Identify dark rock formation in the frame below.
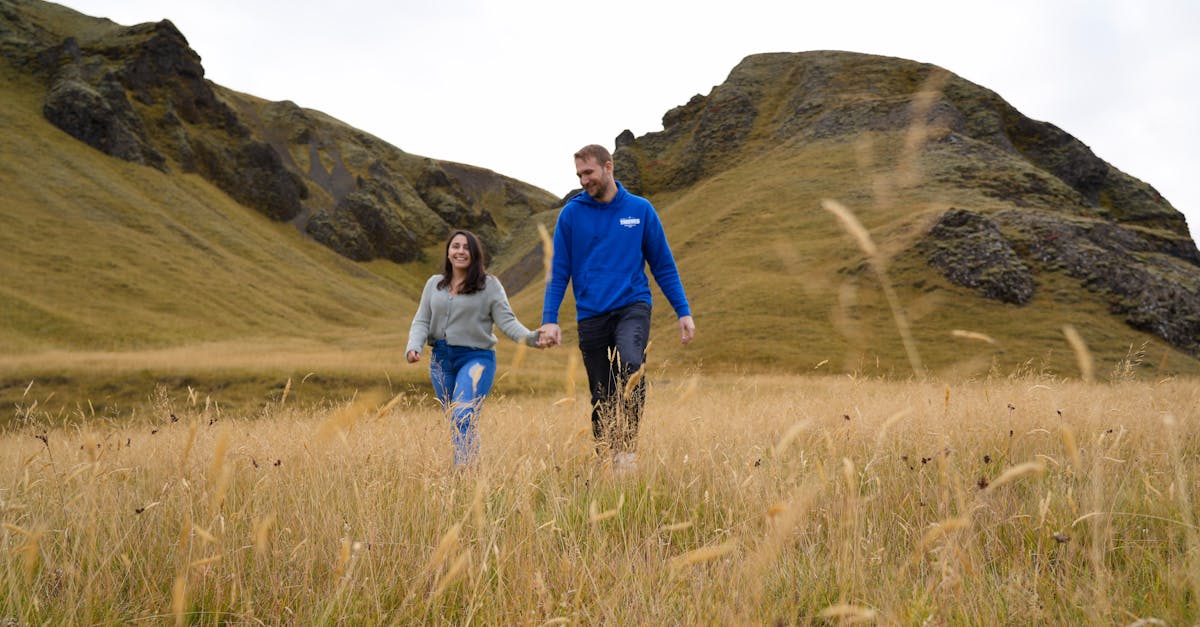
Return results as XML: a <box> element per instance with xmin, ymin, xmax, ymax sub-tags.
<box><xmin>307</xmin><ymin>174</ymin><xmax>429</xmax><ymax>263</ymax></box>
<box><xmin>43</xmin><ymin>70</ymin><xmax>165</xmax><ymax>168</ymax></box>
<box><xmin>19</xmin><ymin>14</ymin><xmax>307</xmax><ymax>220</ymax></box>
<box><xmin>617</xmin><ymin>83</ymin><xmax>758</xmax><ymax>193</ymax></box>
<box><xmin>999</xmin><ymin>209</ymin><xmax>1200</xmax><ymax>355</ymax></box>
<box><xmin>188</xmin><ymin>137</ymin><xmax>307</xmax><ymax>221</ymax></box>
<box><xmin>939</xmin><ymin>79</ymin><xmax>1180</xmax><ymax>230</ymax></box>
<box><xmin>919</xmin><ymin>209</ymin><xmax>1035</xmax><ymax>305</ymax></box>
<box><xmin>612</xmin><ymin>129</ymin><xmax>641</xmax><ymax>195</ymax></box>
<box><xmin>919</xmin><ymin>205</ymin><xmax>1200</xmax><ymax>355</ymax></box>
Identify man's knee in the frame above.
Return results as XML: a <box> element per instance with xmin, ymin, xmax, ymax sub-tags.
<box><xmin>619</xmin><ymin>358</ymin><xmax>644</xmax><ymax>377</ymax></box>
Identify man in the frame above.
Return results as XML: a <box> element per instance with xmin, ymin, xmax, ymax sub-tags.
<box><xmin>540</xmin><ymin>144</ymin><xmax>695</xmax><ymax>472</ymax></box>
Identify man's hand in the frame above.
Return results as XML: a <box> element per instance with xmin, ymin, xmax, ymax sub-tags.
<box><xmin>406</xmin><ymin>350</ymin><xmax>421</xmax><ymax>363</ymax></box>
<box><xmin>538</xmin><ymin>323</ymin><xmax>562</xmax><ymax>347</ymax></box>
<box><xmin>679</xmin><ymin>315</ymin><xmax>695</xmax><ymax>345</ymax></box>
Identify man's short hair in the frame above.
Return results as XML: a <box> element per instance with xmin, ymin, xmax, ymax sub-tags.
<box><xmin>574</xmin><ymin>144</ymin><xmax>612</xmax><ymax>166</ymax></box>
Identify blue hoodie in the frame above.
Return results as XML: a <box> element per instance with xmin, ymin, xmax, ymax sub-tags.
<box><xmin>542</xmin><ymin>182</ymin><xmax>691</xmax><ymax>323</ymax></box>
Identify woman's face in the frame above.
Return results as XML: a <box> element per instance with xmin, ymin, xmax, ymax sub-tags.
<box><xmin>447</xmin><ymin>234</ymin><xmax>472</xmax><ymax>272</ymax></box>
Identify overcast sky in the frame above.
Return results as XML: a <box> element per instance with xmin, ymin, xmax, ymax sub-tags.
<box><xmin>57</xmin><ymin>0</ymin><xmax>1200</xmax><ymax>241</ymax></box>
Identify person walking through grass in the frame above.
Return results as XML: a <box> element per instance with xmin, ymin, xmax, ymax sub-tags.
<box><xmin>538</xmin><ymin>144</ymin><xmax>695</xmax><ymax>473</ymax></box>
<box><xmin>407</xmin><ymin>229</ymin><xmax>546</xmax><ymax>466</ymax></box>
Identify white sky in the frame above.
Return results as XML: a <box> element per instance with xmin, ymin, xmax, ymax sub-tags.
<box><xmin>56</xmin><ymin>0</ymin><xmax>1200</xmax><ymax>242</ymax></box>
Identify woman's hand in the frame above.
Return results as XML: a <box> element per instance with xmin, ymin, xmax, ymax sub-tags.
<box><xmin>406</xmin><ymin>350</ymin><xmax>421</xmax><ymax>363</ymax></box>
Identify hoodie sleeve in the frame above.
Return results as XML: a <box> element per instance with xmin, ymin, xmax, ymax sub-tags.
<box><xmin>642</xmin><ymin>208</ymin><xmax>692</xmax><ymax>318</ymax></box>
<box><xmin>541</xmin><ymin>207</ymin><xmax>573</xmax><ymax>324</ymax></box>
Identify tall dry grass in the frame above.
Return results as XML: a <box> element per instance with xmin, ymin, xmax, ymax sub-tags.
<box><xmin>2</xmin><ymin>373</ymin><xmax>1197</xmax><ymax>624</ymax></box>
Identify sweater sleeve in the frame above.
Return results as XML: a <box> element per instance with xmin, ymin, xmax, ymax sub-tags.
<box><xmin>541</xmin><ymin>208</ymin><xmax>572</xmax><ymax>324</ymax></box>
<box><xmin>488</xmin><ymin>277</ymin><xmax>540</xmax><ymax>347</ymax></box>
<box><xmin>405</xmin><ymin>277</ymin><xmax>437</xmax><ymax>354</ymax></box>
<box><xmin>642</xmin><ymin>208</ymin><xmax>692</xmax><ymax>318</ymax></box>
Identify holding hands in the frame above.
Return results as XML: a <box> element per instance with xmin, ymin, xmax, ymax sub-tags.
<box><xmin>407</xmin><ymin>323</ymin><xmax>564</xmax><ymax>364</ymax></box>
<box><xmin>406</xmin><ymin>317</ymin><xmax>693</xmax><ymax>361</ymax></box>
<box><xmin>533</xmin><ymin>318</ymin><xmax>694</xmax><ymax>348</ymax></box>
<box><xmin>536</xmin><ymin>323</ymin><xmax>561</xmax><ymax>348</ymax></box>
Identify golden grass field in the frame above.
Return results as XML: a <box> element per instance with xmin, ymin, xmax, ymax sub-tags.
<box><xmin>3</xmin><ymin>362</ymin><xmax>1198</xmax><ymax>624</ymax></box>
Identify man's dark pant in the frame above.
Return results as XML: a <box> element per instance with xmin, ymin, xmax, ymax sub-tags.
<box><xmin>577</xmin><ymin>302</ymin><xmax>651</xmax><ymax>454</ymax></box>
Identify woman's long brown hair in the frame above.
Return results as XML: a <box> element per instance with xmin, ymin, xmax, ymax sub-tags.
<box><xmin>437</xmin><ymin>229</ymin><xmax>488</xmax><ymax>294</ymax></box>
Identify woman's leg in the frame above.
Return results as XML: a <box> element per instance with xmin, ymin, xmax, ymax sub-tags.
<box><xmin>430</xmin><ymin>341</ymin><xmax>476</xmax><ymax>465</ymax></box>
<box><xmin>429</xmin><ymin>342</ymin><xmax>455</xmax><ymax>409</ymax></box>
<box><xmin>448</xmin><ymin>349</ymin><xmax>496</xmax><ymax>466</ymax></box>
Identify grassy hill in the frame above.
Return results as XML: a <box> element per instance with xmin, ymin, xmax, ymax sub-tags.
<box><xmin>0</xmin><ymin>64</ymin><xmax>403</xmax><ymax>349</ymax></box>
<box><xmin>0</xmin><ymin>57</ymin><xmax>429</xmax><ymax>411</ymax></box>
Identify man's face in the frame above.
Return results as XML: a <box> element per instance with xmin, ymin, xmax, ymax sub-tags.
<box><xmin>575</xmin><ymin>156</ymin><xmax>612</xmax><ymax>199</ymax></box>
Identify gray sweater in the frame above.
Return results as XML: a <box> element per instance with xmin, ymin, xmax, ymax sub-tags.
<box><xmin>406</xmin><ymin>274</ymin><xmax>540</xmax><ymax>353</ymax></box>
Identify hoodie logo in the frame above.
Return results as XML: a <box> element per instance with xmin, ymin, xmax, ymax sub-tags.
<box><xmin>619</xmin><ymin>217</ymin><xmax>641</xmax><ymax>229</ymax></box>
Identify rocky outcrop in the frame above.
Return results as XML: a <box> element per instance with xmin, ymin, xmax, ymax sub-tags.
<box><xmin>42</xmin><ymin>68</ymin><xmax>166</xmax><ymax>168</ymax></box>
<box><xmin>16</xmin><ymin>15</ymin><xmax>308</xmax><ymax>221</ymax></box>
<box><xmin>306</xmin><ymin>170</ymin><xmax>436</xmax><ymax>263</ymax></box>
<box><xmin>1001</xmin><ymin>210</ymin><xmax>1200</xmax><ymax>355</ymax></box>
<box><xmin>186</xmin><ymin>136</ymin><xmax>307</xmax><ymax>221</ymax></box>
<box><xmin>617</xmin><ymin>86</ymin><xmax>758</xmax><ymax>194</ymax></box>
<box><xmin>939</xmin><ymin>79</ymin><xmax>1180</xmax><ymax>231</ymax></box>
<box><xmin>918</xmin><ymin>206</ymin><xmax>1200</xmax><ymax>356</ymax></box>
<box><xmin>918</xmin><ymin>209</ymin><xmax>1035</xmax><ymax>306</ymax></box>
<box><xmin>248</xmin><ymin>93</ymin><xmax>557</xmax><ymax>260</ymax></box>
<box><xmin>415</xmin><ymin>163</ymin><xmax>497</xmax><ymax>235</ymax></box>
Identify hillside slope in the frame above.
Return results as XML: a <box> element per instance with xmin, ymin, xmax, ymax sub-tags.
<box><xmin>0</xmin><ymin>57</ymin><xmax>412</xmax><ymax>351</ymax></box>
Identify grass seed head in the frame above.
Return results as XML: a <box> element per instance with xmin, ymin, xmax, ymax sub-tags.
<box><xmin>536</xmin><ymin>222</ymin><xmax>554</xmax><ymax>281</ymax></box>
<box><xmin>818</xmin><ymin>603</ymin><xmax>879</xmax><ymax>623</ymax></box>
<box><xmin>669</xmin><ymin>541</ymin><xmax>737</xmax><ymax>572</ymax></box>
<box><xmin>1062</xmin><ymin>325</ymin><xmax>1095</xmax><ymax>383</ymax></box>
<box><xmin>428</xmin><ymin>523</ymin><xmax>462</xmax><ymax>573</ymax></box>
<box><xmin>987</xmin><ymin>461</ymin><xmax>1046</xmax><ymax>492</ymax></box>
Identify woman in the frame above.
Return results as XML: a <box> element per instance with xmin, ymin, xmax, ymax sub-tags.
<box><xmin>406</xmin><ymin>230</ymin><xmax>543</xmax><ymax>466</ymax></box>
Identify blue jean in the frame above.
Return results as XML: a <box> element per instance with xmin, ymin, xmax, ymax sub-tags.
<box><xmin>430</xmin><ymin>340</ymin><xmax>497</xmax><ymax>465</ymax></box>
